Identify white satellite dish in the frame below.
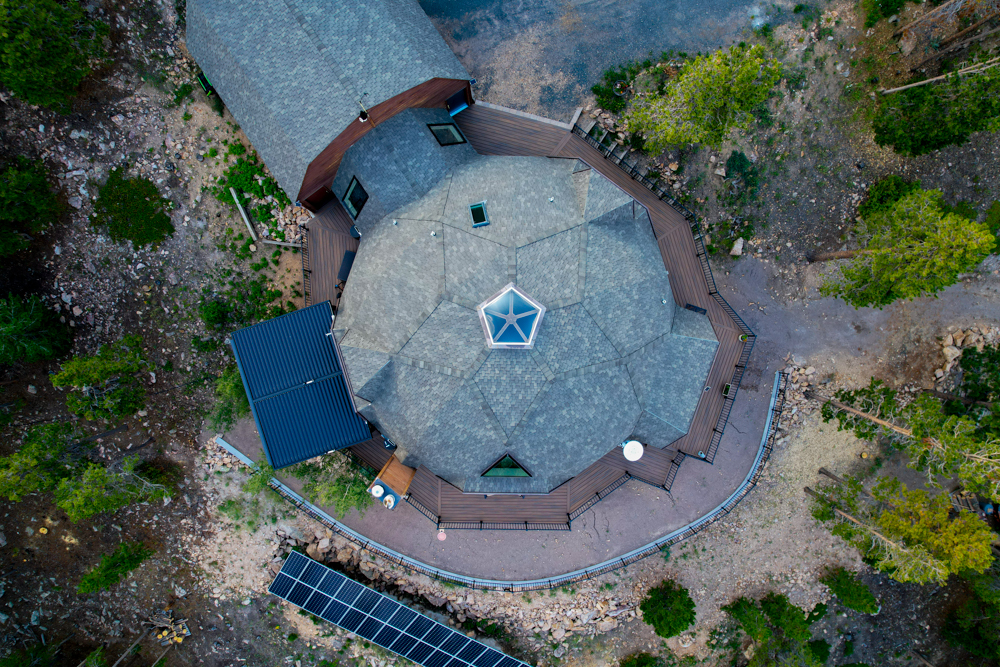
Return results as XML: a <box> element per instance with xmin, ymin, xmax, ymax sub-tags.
<box><xmin>622</xmin><ymin>440</ymin><xmax>644</xmax><ymax>462</ymax></box>
<box><xmin>370</xmin><ymin>484</ymin><xmax>385</xmax><ymax>498</ymax></box>
<box><xmin>383</xmin><ymin>495</ymin><xmax>395</xmax><ymax>509</ymax></box>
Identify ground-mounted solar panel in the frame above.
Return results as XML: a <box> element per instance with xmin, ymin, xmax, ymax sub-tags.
<box><xmin>269</xmin><ymin>552</ymin><xmax>530</xmax><ymax>667</ymax></box>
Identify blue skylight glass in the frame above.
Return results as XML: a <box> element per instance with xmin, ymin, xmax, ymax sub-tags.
<box><xmin>477</xmin><ymin>284</ymin><xmax>546</xmax><ymax>349</ymax></box>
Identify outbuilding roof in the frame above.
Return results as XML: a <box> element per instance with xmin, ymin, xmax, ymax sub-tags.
<box><xmin>186</xmin><ymin>0</ymin><xmax>468</xmax><ymax>200</ymax></box>
<box><xmin>230</xmin><ymin>301</ymin><xmax>370</xmax><ymax>469</ymax></box>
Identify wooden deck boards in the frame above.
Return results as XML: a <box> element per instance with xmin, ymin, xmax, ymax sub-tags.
<box><xmin>325</xmin><ymin>102</ymin><xmax>753</xmax><ymax>527</ymax></box>
<box><xmin>307</xmin><ymin>200</ymin><xmax>359</xmax><ymax>307</ymax></box>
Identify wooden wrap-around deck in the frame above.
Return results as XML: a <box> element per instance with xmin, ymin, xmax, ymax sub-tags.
<box><xmin>340</xmin><ymin>101</ymin><xmax>754</xmax><ymax>530</ymax></box>
<box><xmin>303</xmin><ymin>199</ymin><xmax>359</xmax><ymax>308</ymax></box>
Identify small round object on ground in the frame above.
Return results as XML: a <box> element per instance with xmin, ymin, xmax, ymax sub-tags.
<box><xmin>437</xmin><ymin>529</ymin><xmax>447</xmax><ymax>541</ymax></box>
<box><xmin>623</xmin><ymin>440</ymin><xmax>643</xmax><ymax>461</ymax></box>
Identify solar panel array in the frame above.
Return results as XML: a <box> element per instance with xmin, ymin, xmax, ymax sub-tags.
<box><xmin>270</xmin><ymin>552</ymin><xmax>529</xmax><ymax>667</ymax></box>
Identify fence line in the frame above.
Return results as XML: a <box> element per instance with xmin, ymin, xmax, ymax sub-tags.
<box><xmin>214</xmin><ymin>370</ymin><xmax>786</xmax><ymax>591</ymax></box>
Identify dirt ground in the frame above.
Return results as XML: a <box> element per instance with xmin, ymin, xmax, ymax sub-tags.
<box><xmin>1</xmin><ymin>0</ymin><xmax>999</xmax><ymax>665</ymax></box>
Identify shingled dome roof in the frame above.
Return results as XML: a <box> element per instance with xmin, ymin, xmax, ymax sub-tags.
<box><xmin>335</xmin><ymin>156</ymin><xmax>720</xmax><ymax>493</ymax></box>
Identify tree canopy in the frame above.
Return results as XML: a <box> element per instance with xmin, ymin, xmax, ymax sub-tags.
<box><xmin>0</xmin><ymin>0</ymin><xmax>108</xmax><ymax>111</ymax></box>
<box><xmin>721</xmin><ymin>592</ymin><xmax>827</xmax><ymax>666</ymax></box>
<box><xmin>0</xmin><ymin>157</ymin><xmax>61</xmax><ymax>256</ymax></box>
<box><xmin>820</xmin><ymin>189</ymin><xmax>996</xmax><ymax>308</ymax></box>
<box><xmin>50</xmin><ymin>334</ymin><xmax>147</xmax><ymax>420</ymax></box>
<box><xmin>639</xmin><ymin>579</ymin><xmax>696</xmax><ymax>638</ymax></box>
<box><xmin>625</xmin><ymin>44</ymin><xmax>782</xmax><ymax>152</ymax></box>
<box><xmin>0</xmin><ymin>292</ymin><xmax>71</xmax><ymax>365</ymax></box>
<box><xmin>812</xmin><ymin>475</ymin><xmax>995</xmax><ymax>584</ymax></box>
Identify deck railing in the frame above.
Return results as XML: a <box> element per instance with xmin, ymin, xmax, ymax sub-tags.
<box><xmin>216</xmin><ymin>371</ymin><xmax>787</xmax><ymax>591</ymax></box>
<box><xmin>571</xmin><ymin>122</ymin><xmax>756</xmax><ymax>464</ymax></box>
<box><xmin>301</xmin><ymin>224</ymin><xmax>312</xmax><ymax>306</ymax></box>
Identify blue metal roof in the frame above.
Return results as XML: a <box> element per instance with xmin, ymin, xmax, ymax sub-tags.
<box><xmin>230</xmin><ymin>301</ymin><xmax>370</xmax><ymax>469</ymax></box>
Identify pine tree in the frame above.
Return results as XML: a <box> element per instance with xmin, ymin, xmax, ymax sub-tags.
<box><xmin>819</xmin><ymin>189</ymin><xmax>995</xmax><ymax>308</ymax></box>
<box><xmin>50</xmin><ymin>334</ymin><xmax>147</xmax><ymax>420</ymax></box>
<box><xmin>0</xmin><ymin>293</ymin><xmax>71</xmax><ymax>366</ymax></box>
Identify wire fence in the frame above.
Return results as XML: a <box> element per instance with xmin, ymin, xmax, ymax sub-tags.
<box><xmin>216</xmin><ymin>370</ymin><xmax>787</xmax><ymax>591</ymax></box>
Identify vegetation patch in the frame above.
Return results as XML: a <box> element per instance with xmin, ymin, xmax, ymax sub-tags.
<box><xmin>78</xmin><ymin>542</ymin><xmax>154</xmax><ymax>593</ymax></box>
<box><xmin>290</xmin><ymin>452</ymin><xmax>375</xmax><ymax>519</ymax></box>
<box><xmin>0</xmin><ymin>293</ymin><xmax>71</xmax><ymax>366</ymax></box>
<box><xmin>51</xmin><ymin>334</ymin><xmax>148</xmax><ymax>421</ymax></box>
<box><xmin>0</xmin><ymin>157</ymin><xmax>62</xmax><ymax>257</ymax></box>
<box><xmin>208</xmin><ymin>365</ymin><xmax>251</xmax><ymax>431</ymax></box>
<box><xmin>820</xmin><ymin>567</ymin><xmax>880</xmax><ymax>614</ymax></box>
<box><xmin>638</xmin><ymin>579</ymin><xmax>696</xmax><ymax>638</ymax></box>
<box><xmin>91</xmin><ymin>166</ymin><xmax>175</xmax><ymax>249</ymax></box>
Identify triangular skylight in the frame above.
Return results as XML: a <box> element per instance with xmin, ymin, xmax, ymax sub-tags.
<box><xmin>482</xmin><ymin>454</ymin><xmax>531</xmax><ymax>477</ymax></box>
<box><xmin>476</xmin><ymin>283</ymin><xmax>545</xmax><ymax>349</ymax></box>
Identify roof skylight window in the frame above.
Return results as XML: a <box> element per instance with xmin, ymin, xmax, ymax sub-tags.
<box><xmin>469</xmin><ymin>201</ymin><xmax>489</xmax><ymax>227</ymax></box>
<box><xmin>476</xmin><ymin>283</ymin><xmax>545</xmax><ymax>349</ymax></box>
<box><xmin>482</xmin><ymin>454</ymin><xmax>530</xmax><ymax>477</ymax></box>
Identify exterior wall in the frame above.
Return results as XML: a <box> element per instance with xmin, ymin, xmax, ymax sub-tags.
<box><xmin>328</xmin><ymin>108</ymin><xmax>478</xmax><ymax>232</ymax></box>
<box><xmin>298</xmin><ymin>79</ymin><xmax>471</xmax><ymax>208</ymax></box>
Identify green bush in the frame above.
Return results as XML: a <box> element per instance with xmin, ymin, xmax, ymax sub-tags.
<box><xmin>0</xmin><ymin>0</ymin><xmax>108</xmax><ymax>111</ymax></box>
<box><xmin>209</xmin><ymin>365</ymin><xmax>251</xmax><ymax>431</ymax></box>
<box><xmin>722</xmin><ymin>593</ymin><xmax>825</xmax><ymax>666</ymax></box>
<box><xmin>214</xmin><ymin>153</ymin><xmax>291</xmax><ymax>209</ymax></box>
<box><xmin>591</xmin><ymin>62</ymin><xmax>640</xmax><ymax>113</ymax></box>
<box><xmin>873</xmin><ymin>67</ymin><xmax>1000</xmax><ymax>156</ymax></box>
<box><xmin>0</xmin><ymin>293</ymin><xmax>71</xmax><ymax>365</ymax></box>
<box><xmin>50</xmin><ymin>334</ymin><xmax>147</xmax><ymax>420</ymax></box>
<box><xmin>91</xmin><ymin>166</ymin><xmax>174</xmax><ymax>248</ymax></box>
<box><xmin>290</xmin><ymin>453</ymin><xmax>375</xmax><ymax>519</ymax></box>
<box><xmin>820</xmin><ymin>567</ymin><xmax>880</xmax><ymax>614</ymax></box>
<box><xmin>860</xmin><ymin>0</ymin><xmax>906</xmax><ymax>27</ymax></box>
<box><xmin>198</xmin><ymin>274</ymin><xmax>287</xmax><ymax>333</ymax></box>
<box><xmin>0</xmin><ymin>157</ymin><xmax>62</xmax><ymax>256</ymax></box>
<box><xmin>618</xmin><ymin>654</ymin><xmax>659</xmax><ymax>667</ymax></box>
<box><xmin>639</xmin><ymin>579</ymin><xmax>697</xmax><ymax>638</ymax></box>
<box><xmin>984</xmin><ymin>200</ymin><xmax>1000</xmax><ymax>237</ymax></box>
<box><xmin>78</xmin><ymin>541</ymin><xmax>153</xmax><ymax>593</ymax></box>
<box><xmin>806</xmin><ymin>639</ymin><xmax>831</xmax><ymax>662</ymax></box>
<box><xmin>857</xmin><ymin>175</ymin><xmax>920</xmax><ymax>219</ymax></box>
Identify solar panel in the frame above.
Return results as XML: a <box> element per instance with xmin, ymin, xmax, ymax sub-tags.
<box><xmin>269</xmin><ymin>552</ymin><xmax>530</xmax><ymax>667</ymax></box>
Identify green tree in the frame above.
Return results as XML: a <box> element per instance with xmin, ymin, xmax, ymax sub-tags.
<box><xmin>820</xmin><ymin>189</ymin><xmax>996</xmax><ymax>308</ymax></box>
<box><xmin>0</xmin><ymin>292</ymin><xmax>70</xmax><ymax>365</ymax></box>
<box><xmin>0</xmin><ymin>157</ymin><xmax>61</xmax><ymax>256</ymax></box>
<box><xmin>0</xmin><ymin>0</ymin><xmax>107</xmax><ymax>111</ymax></box>
<box><xmin>626</xmin><ymin>44</ymin><xmax>782</xmax><ymax>152</ymax></box>
<box><xmin>91</xmin><ymin>166</ymin><xmax>174</xmax><ymax>249</ymax></box>
<box><xmin>208</xmin><ymin>365</ymin><xmax>251</xmax><ymax>431</ymax></box>
<box><xmin>818</xmin><ymin>380</ymin><xmax>1000</xmax><ymax>501</ymax></box>
<box><xmin>77</xmin><ymin>541</ymin><xmax>154</xmax><ymax>593</ymax></box>
<box><xmin>55</xmin><ymin>455</ymin><xmax>169</xmax><ymax>522</ymax></box>
<box><xmin>639</xmin><ymin>579</ymin><xmax>696</xmax><ymax>639</ymax></box>
<box><xmin>873</xmin><ymin>65</ymin><xmax>1000</xmax><ymax>156</ymax></box>
<box><xmin>51</xmin><ymin>334</ymin><xmax>147</xmax><ymax>420</ymax></box>
<box><xmin>857</xmin><ymin>176</ymin><xmax>921</xmax><ymax>220</ymax></box>
<box><xmin>943</xmin><ymin>561</ymin><xmax>1000</xmax><ymax>660</ymax></box>
<box><xmin>721</xmin><ymin>592</ymin><xmax>825</xmax><ymax>666</ymax></box>
<box><xmin>290</xmin><ymin>453</ymin><xmax>374</xmax><ymax>519</ymax></box>
<box><xmin>811</xmin><ymin>476</ymin><xmax>995</xmax><ymax>584</ymax></box>
<box><xmin>0</xmin><ymin>422</ymin><xmax>80</xmax><ymax>501</ymax></box>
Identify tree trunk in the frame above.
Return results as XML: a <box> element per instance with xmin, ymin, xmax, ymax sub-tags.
<box><xmin>804</xmin><ymin>487</ymin><xmax>907</xmax><ymax>550</ymax></box>
<box><xmin>808</xmin><ymin>250</ymin><xmax>857</xmax><ymax>263</ymax></box>
<box><xmin>805</xmin><ymin>391</ymin><xmax>913</xmax><ymax>436</ymax></box>
<box><xmin>921</xmin><ymin>389</ymin><xmax>993</xmax><ymax>408</ymax></box>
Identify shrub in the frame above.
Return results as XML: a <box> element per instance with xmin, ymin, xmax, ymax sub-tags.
<box><xmin>243</xmin><ymin>458</ymin><xmax>275</xmax><ymax>495</ymax></box>
<box><xmin>0</xmin><ymin>422</ymin><xmax>80</xmax><ymax>502</ymax></box>
<box><xmin>857</xmin><ymin>176</ymin><xmax>920</xmax><ymax>220</ymax></box>
<box><xmin>55</xmin><ymin>455</ymin><xmax>170</xmax><ymax>522</ymax></box>
<box><xmin>0</xmin><ymin>0</ymin><xmax>108</xmax><ymax>111</ymax></box>
<box><xmin>78</xmin><ymin>541</ymin><xmax>154</xmax><ymax>593</ymax></box>
<box><xmin>0</xmin><ymin>293</ymin><xmax>71</xmax><ymax>366</ymax></box>
<box><xmin>639</xmin><ymin>579</ymin><xmax>696</xmax><ymax>638</ymax></box>
<box><xmin>0</xmin><ymin>157</ymin><xmax>61</xmax><ymax>256</ymax></box>
<box><xmin>820</xmin><ymin>567</ymin><xmax>880</xmax><ymax>614</ymax></box>
<box><xmin>619</xmin><ymin>654</ymin><xmax>659</xmax><ymax>667</ymax></box>
<box><xmin>722</xmin><ymin>593</ymin><xmax>825</xmax><ymax>666</ymax></box>
<box><xmin>873</xmin><ymin>67</ymin><xmax>1000</xmax><ymax>156</ymax></box>
<box><xmin>860</xmin><ymin>0</ymin><xmax>906</xmax><ymax>27</ymax></box>
<box><xmin>290</xmin><ymin>453</ymin><xmax>375</xmax><ymax>519</ymax></box>
<box><xmin>214</xmin><ymin>153</ymin><xmax>291</xmax><ymax>209</ymax></box>
<box><xmin>807</xmin><ymin>639</ymin><xmax>831</xmax><ymax>662</ymax></box>
<box><xmin>50</xmin><ymin>334</ymin><xmax>147</xmax><ymax>420</ymax></box>
<box><xmin>91</xmin><ymin>166</ymin><xmax>174</xmax><ymax>248</ymax></box>
<box><xmin>209</xmin><ymin>365</ymin><xmax>251</xmax><ymax>431</ymax></box>
<box><xmin>591</xmin><ymin>62</ymin><xmax>641</xmax><ymax>113</ymax></box>
<box><xmin>199</xmin><ymin>274</ymin><xmax>287</xmax><ymax>333</ymax></box>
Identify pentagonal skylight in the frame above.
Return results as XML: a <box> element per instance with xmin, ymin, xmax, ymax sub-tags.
<box><xmin>477</xmin><ymin>283</ymin><xmax>545</xmax><ymax>349</ymax></box>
